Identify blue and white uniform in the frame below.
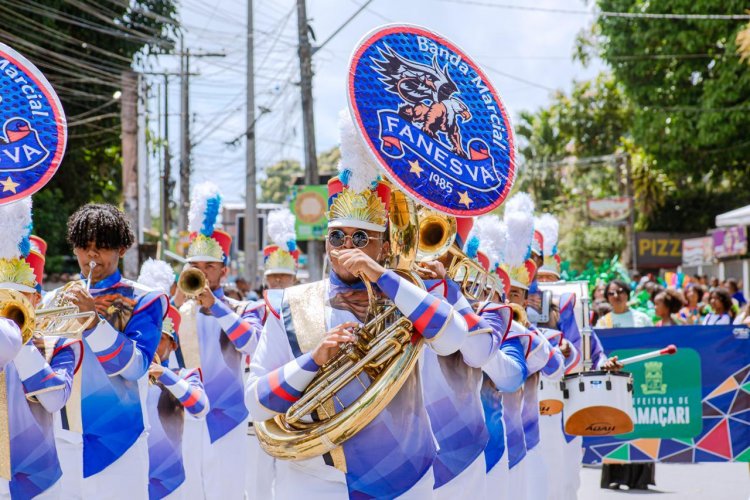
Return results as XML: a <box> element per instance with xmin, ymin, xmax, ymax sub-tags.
<box><xmin>420</xmin><ymin>280</ymin><xmax>505</xmax><ymax>498</ymax></box>
<box><xmin>0</xmin><ymin>320</ymin><xmax>82</xmax><ymax>500</ymax></box>
<box><xmin>50</xmin><ymin>271</ymin><xmax>166</xmax><ymax>499</ymax></box>
<box><xmin>181</xmin><ymin>288</ymin><xmax>263</xmax><ymax>500</ymax></box>
<box><xmin>147</xmin><ymin>365</ymin><xmax>209</xmax><ymax>500</ymax></box>
<box><xmin>246</xmin><ymin>271</ymin><xmax>467</xmax><ymax>499</ymax></box>
<box><xmin>479</xmin><ymin>307</ymin><xmax>528</xmax><ymax>500</ymax></box>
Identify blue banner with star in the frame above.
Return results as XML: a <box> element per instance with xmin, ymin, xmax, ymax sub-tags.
<box><xmin>347</xmin><ymin>24</ymin><xmax>515</xmax><ymax>216</ymax></box>
<box><xmin>0</xmin><ymin>42</ymin><xmax>67</xmax><ymax>204</ymax></box>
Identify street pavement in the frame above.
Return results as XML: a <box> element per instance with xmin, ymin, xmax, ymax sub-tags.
<box><xmin>578</xmin><ymin>463</ymin><xmax>749</xmax><ymax>499</ymax></box>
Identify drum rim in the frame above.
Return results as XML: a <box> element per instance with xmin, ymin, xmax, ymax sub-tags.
<box><xmin>563</xmin><ymin>370</ymin><xmax>632</xmax><ymax>380</ymax></box>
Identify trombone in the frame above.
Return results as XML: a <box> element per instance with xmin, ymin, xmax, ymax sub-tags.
<box><xmin>416</xmin><ymin>207</ymin><xmax>500</xmax><ymax>302</ymax></box>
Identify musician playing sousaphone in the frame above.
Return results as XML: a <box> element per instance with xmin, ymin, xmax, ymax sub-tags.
<box><xmin>48</xmin><ymin>203</ymin><xmax>168</xmax><ymax>498</ymax></box>
<box><xmin>0</xmin><ymin>197</ymin><xmax>84</xmax><ymax>498</ymax></box>
<box><xmin>245</xmin><ymin>110</ymin><xmax>469</xmax><ymax>499</ymax></box>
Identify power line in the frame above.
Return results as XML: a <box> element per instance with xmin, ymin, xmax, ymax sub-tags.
<box><xmin>437</xmin><ymin>0</ymin><xmax>750</xmax><ymax>20</ymax></box>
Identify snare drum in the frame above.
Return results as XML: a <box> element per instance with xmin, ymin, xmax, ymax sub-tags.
<box><xmin>538</xmin><ymin>378</ymin><xmax>564</xmax><ymax>415</ymax></box>
<box><xmin>562</xmin><ymin>371</ymin><xmax>635</xmax><ymax>436</ymax></box>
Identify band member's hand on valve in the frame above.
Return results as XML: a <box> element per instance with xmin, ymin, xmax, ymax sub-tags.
<box><xmin>196</xmin><ymin>285</ymin><xmax>216</xmax><ymax>309</ymax></box>
<box><xmin>311</xmin><ymin>321</ymin><xmax>358</xmax><ymax>366</ymax></box>
<box><xmin>65</xmin><ymin>285</ymin><xmax>97</xmax><ymax>324</ymax></box>
<box><xmin>148</xmin><ymin>363</ymin><xmax>165</xmax><ymax>379</ymax></box>
<box><xmin>332</xmin><ymin>249</ymin><xmax>386</xmax><ymax>283</ymax></box>
<box><xmin>415</xmin><ymin>260</ymin><xmax>446</xmax><ymax>281</ymax></box>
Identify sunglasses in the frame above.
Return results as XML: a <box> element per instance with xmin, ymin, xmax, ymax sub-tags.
<box><xmin>607</xmin><ymin>289</ymin><xmax>626</xmax><ymax>297</ymax></box>
<box><xmin>327</xmin><ymin>229</ymin><xmax>380</xmax><ymax>249</ymax></box>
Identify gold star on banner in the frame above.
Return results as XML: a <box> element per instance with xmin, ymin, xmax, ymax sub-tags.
<box><xmin>0</xmin><ymin>177</ymin><xmax>19</xmax><ymax>193</ymax></box>
<box><xmin>408</xmin><ymin>159</ymin><xmax>424</xmax><ymax>178</ymax></box>
<box><xmin>458</xmin><ymin>191</ymin><xmax>473</xmax><ymax>208</ymax></box>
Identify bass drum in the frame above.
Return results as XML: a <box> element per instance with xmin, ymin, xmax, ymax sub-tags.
<box><xmin>538</xmin><ymin>377</ymin><xmax>564</xmax><ymax>415</ymax></box>
<box><xmin>562</xmin><ymin>370</ymin><xmax>635</xmax><ymax>436</ymax></box>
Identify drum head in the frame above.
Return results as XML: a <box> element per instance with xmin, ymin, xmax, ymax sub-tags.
<box><xmin>564</xmin><ymin>406</ymin><xmax>634</xmax><ymax>436</ymax></box>
<box><xmin>539</xmin><ymin>399</ymin><xmax>563</xmax><ymax>416</ymax></box>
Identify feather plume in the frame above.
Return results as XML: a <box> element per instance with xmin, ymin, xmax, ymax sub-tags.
<box><xmin>535</xmin><ymin>213</ymin><xmax>559</xmax><ymax>255</ymax></box>
<box><xmin>504</xmin><ymin>191</ymin><xmax>535</xmax><ymax>216</ymax></box>
<box><xmin>137</xmin><ymin>259</ymin><xmax>175</xmax><ymax>295</ymax></box>
<box><xmin>0</xmin><ymin>197</ymin><xmax>32</xmax><ymax>260</ymax></box>
<box><xmin>476</xmin><ymin>215</ymin><xmax>507</xmax><ymax>267</ymax></box>
<box><xmin>503</xmin><ymin>210</ymin><xmax>533</xmax><ymax>266</ymax></box>
<box><xmin>465</xmin><ymin>235</ymin><xmax>480</xmax><ymax>259</ymax></box>
<box><xmin>188</xmin><ymin>182</ymin><xmax>223</xmax><ymax>235</ymax></box>
<box><xmin>267</xmin><ymin>208</ymin><xmax>296</xmax><ymax>250</ymax></box>
<box><xmin>338</xmin><ymin>108</ymin><xmax>381</xmax><ymax>193</ymax></box>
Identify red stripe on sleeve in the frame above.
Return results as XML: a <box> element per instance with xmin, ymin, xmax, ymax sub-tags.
<box><xmin>97</xmin><ymin>342</ymin><xmax>125</xmax><ymax>363</ymax></box>
<box><xmin>269</xmin><ymin>370</ymin><xmax>298</xmax><ymax>403</ymax></box>
<box><xmin>413</xmin><ymin>299</ymin><xmax>440</xmax><ymax>332</ymax></box>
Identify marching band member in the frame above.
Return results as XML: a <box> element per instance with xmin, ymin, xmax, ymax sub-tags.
<box><xmin>138</xmin><ymin>259</ymin><xmax>210</xmax><ymax>499</ymax></box>
<box><xmin>176</xmin><ymin>182</ymin><xmax>263</xmax><ymax>499</ymax></box>
<box><xmin>51</xmin><ymin>204</ymin><xmax>167</xmax><ymax>498</ymax></box>
<box><xmin>247</xmin><ymin>208</ymin><xmax>301</xmax><ymax>499</ymax></box>
<box><xmin>0</xmin><ymin>198</ymin><xmax>83</xmax><ymax>499</ymax></box>
<box><xmin>416</xmin><ymin>216</ymin><xmax>512</xmax><ymax>498</ymax></box>
<box><xmin>245</xmin><ymin>112</ymin><xmax>468</xmax><ymax>499</ymax></box>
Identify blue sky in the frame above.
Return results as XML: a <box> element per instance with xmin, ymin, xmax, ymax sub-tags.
<box><xmin>146</xmin><ymin>0</ymin><xmax>604</xmax><ymax>208</ymax></box>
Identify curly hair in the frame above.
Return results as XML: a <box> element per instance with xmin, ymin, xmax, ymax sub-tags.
<box><xmin>710</xmin><ymin>287</ymin><xmax>734</xmax><ymax>318</ymax></box>
<box><xmin>67</xmin><ymin>203</ymin><xmax>135</xmax><ymax>250</ymax></box>
<box><xmin>655</xmin><ymin>289</ymin><xmax>686</xmax><ymax>314</ymax></box>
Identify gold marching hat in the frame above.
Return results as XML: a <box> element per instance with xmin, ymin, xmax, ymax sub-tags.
<box><xmin>264</xmin><ymin>208</ymin><xmax>300</xmax><ymax>276</ymax></box>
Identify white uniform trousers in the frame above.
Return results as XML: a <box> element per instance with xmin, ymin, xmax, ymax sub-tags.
<box><xmin>182</xmin><ymin>417</ymin><xmax>248</xmax><ymax>500</ymax></box>
<box><xmin>507</xmin><ymin>457</ymin><xmax>526</xmax><ymax>499</ymax></box>
<box><xmin>56</xmin><ymin>432</ymin><xmax>149</xmax><ymax>500</ymax></box>
<box><xmin>434</xmin><ymin>453</ymin><xmax>486</xmax><ymax>499</ymax></box>
<box><xmin>561</xmin><ymin>436</ymin><xmax>583</xmax><ymax>500</ymax></box>
<box><xmin>0</xmin><ymin>478</ymin><xmax>61</xmax><ymax>499</ymax></box>
<box><xmin>538</xmin><ymin>413</ymin><xmax>567</xmax><ymax>500</ymax></box>
<box><xmin>524</xmin><ymin>444</ymin><xmax>549</xmax><ymax>500</ymax></box>
<box><xmin>484</xmin><ymin>451</ymin><xmax>509</xmax><ymax>498</ymax></box>
<box><xmin>274</xmin><ymin>460</ymin><xmax>435</xmax><ymax>500</ymax></box>
<box><xmin>246</xmin><ymin>426</ymin><xmax>275</xmax><ymax>499</ymax></box>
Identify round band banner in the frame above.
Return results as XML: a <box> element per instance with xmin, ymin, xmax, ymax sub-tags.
<box><xmin>347</xmin><ymin>24</ymin><xmax>515</xmax><ymax>216</ymax></box>
<box><xmin>0</xmin><ymin>42</ymin><xmax>66</xmax><ymax>204</ymax></box>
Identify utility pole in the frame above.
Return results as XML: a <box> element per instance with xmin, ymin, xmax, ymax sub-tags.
<box><xmin>162</xmin><ymin>75</ymin><xmax>171</xmax><ymax>258</ymax></box>
<box><xmin>244</xmin><ymin>0</ymin><xmax>259</xmax><ymax>289</ymax></box>
<box><xmin>297</xmin><ymin>0</ymin><xmax>322</xmax><ymax>280</ymax></box>
<box><xmin>624</xmin><ymin>153</ymin><xmax>637</xmax><ymax>271</ymax></box>
<box><xmin>179</xmin><ymin>33</ymin><xmax>191</xmax><ymax>232</ymax></box>
<box><xmin>121</xmin><ymin>70</ymin><xmax>140</xmax><ymax>277</ymax></box>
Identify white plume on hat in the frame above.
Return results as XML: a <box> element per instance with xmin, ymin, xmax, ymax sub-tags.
<box><xmin>267</xmin><ymin>208</ymin><xmax>297</xmax><ymax>251</ymax></box>
<box><xmin>535</xmin><ymin>213</ymin><xmax>559</xmax><ymax>255</ymax></box>
<box><xmin>504</xmin><ymin>191</ymin><xmax>535</xmax><ymax>216</ymax></box>
<box><xmin>137</xmin><ymin>259</ymin><xmax>175</xmax><ymax>295</ymax></box>
<box><xmin>503</xmin><ymin>210</ymin><xmax>534</xmax><ymax>267</ymax></box>
<box><xmin>476</xmin><ymin>215</ymin><xmax>507</xmax><ymax>267</ymax></box>
<box><xmin>337</xmin><ymin>108</ymin><xmax>381</xmax><ymax>193</ymax></box>
<box><xmin>0</xmin><ymin>197</ymin><xmax>32</xmax><ymax>260</ymax></box>
<box><xmin>188</xmin><ymin>181</ymin><xmax>223</xmax><ymax>235</ymax></box>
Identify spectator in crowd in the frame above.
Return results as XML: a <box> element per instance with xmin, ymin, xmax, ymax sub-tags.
<box><xmin>591</xmin><ymin>301</ymin><xmax>613</xmax><ymax>327</ymax></box>
<box><xmin>680</xmin><ymin>284</ymin><xmax>709</xmax><ymax>325</ymax></box>
<box><xmin>703</xmin><ymin>287</ymin><xmax>735</xmax><ymax>325</ymax></box>
<box><xmin>654</xmin><ymin>289</ymin><xmax>686</xmax><ymax>326</ymax></box>
<box><xmin>592</xmin><ymin>283</ymin><xmax>607</xmax><ymax>305</ymax></box>
<box><xmin>733</xmin><ymin>302</ymin><xmax>750</xmax><ymax>326</ymax></box>
<box><xmin>709</xmin><ymin>277</ymin><xmax>720</xmax><ymax>291</ymax></box>
<box><xmin>223</xmin><ymin>284</ymin><xmax>243</xmax><ymax>301</ymax></box>
<box><xmin>235</xmin><ymin>277</ymin><xmax>251</xmax><ymax>299</ymax></box>
<box><xmin>725</xmin><ymin>278</ymin><xmax>747</xmax><ymax>307</ymax></box>
<box><xmin>596</xmin><ymin>279</ymin><xmax>654</xmax><ymax>328</ymax></box>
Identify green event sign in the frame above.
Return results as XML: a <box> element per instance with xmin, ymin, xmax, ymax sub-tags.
<box><xmin>290</xmin><ymin>185</ymin><xmax>328</xmax><ymax>241</ymax></box>
<box><xmin>611</xmin><ymin>348</ymin><xmax>703</xmax><ymax>439</ymax></box>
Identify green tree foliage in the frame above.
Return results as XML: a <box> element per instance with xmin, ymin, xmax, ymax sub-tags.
<box><xmin>0</xmin><ymin>0</ymin><xmax>177</xmax><ymax>271</ymax></box>
<box><xmin>260</xmin><ymin>160</ymin><xmax>303</xmax><ymax>204</ymax></box>
<box><xmin>583</xmin><ymin>0</ymin><xmax>750</xmax><ymax>229</ymax></box>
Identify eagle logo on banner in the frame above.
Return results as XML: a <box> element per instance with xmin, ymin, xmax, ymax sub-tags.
<box><xmin>348</xmin><ymin>24</ymin><xmax>515</xmax><ymax>216</ymax></box>
<box><xmin>0</xmin><ymin>42</ymin><xmax>66</xmax><ymax>204</ymax></box>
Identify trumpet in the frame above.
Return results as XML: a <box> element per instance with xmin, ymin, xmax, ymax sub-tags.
<box><xmin>1</xmin><ymin>289</ymin><xmax>96</xmax><ymax>343</ymax></box>
<box><xmin>508</xmin><ymin>302</ymin><xmax>529</xmax><ymax>327</ymax></box>
<box><xmin>177</xmin><ymin>268</ymin><xmax>207</xmax><ymax>298</ymax></box>
<box><xmin>416</xmin><ymin>207</ymin><xmax>499</xmax><ymax>302</ymax></box>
